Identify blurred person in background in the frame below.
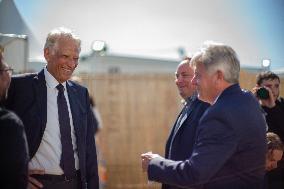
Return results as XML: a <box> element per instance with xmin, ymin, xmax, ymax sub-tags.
<box><xmin>0</xmin><ymin>46</ymin><xmax>29</xmax><ymax>188</ymax></box>
<box><xmin>71</xmin><ymin>75</ymin><xmax>106</xmax><ymax>189</ymax></box>
<box><xmin>265</xmin><ymin>132</ymin><xmax>284</xmax><ymax>189</ymax></box>
<box><xmin>266</xmin><ymin>132</ymin><xmax>283</xmax><ymax>172</ymax></box>
<box><xmin>70</xmin><ymin>75</ymin><xmax>102</xmax><ymax>134</ymax></box>
<box><xmin>253</xmin><ymin>71</ymin><xmax>284</xmax><ymax>189</ymax></box>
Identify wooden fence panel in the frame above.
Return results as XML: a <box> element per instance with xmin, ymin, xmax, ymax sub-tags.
<box><xmin>81</xmin><ymin>74</ymin><xmax>181</xmax><ymax>189</ymax></box>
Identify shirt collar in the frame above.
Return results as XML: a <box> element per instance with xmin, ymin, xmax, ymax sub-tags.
<box><xmin>212</xmin><ymin>93</ymin><xmax>221</xmax><ymax>105</ymax></box>
<box><xmin>44</xmin><ymin>67</ymin><xmax>67</xmax><ymax>90</ymax></box>
<box><xmin>182</xmin><ymin>92</ymin><xmax>197</xmax><ymax>106</ymax></box>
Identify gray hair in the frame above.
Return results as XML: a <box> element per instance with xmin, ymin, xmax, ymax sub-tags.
<box><xmin>44</xmin><ymin>27</ymin><xmax>81</xmax><ymax>53</ymax></box>
<box><xmin>191</xmin><ymin>41</ymin><xmax>240</xmax><ymax>84</ymax></box>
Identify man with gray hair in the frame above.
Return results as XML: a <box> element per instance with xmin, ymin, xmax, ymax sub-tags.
<box><xmin>5</xmin><ymin>27</ymin><xmax>99</xmax><ymax>189</ymax></box>
<box><xmin>142</xmin><ymin>42</ymin><xmax>267</xmax><ymax>189</ymax></box>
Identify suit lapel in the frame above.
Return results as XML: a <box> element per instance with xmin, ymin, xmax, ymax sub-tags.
<box><xmin>66</xmin><ymin>81</ymin><xmax>84</xmax><ymax>133</ymax></box>
<box><xmin>173</xmin><ymin>100</ymin><xmax>195</xmax><ymax>136</ymax></box>
<box><xmin>167</xmin><ymin>99</ymin><xmax>198</xmax><ymax>158</ymax></box>
<box><xmin>165</xmin><ymin>110</ymin><xmax>182</xmax><ymax>158</ymax></box>
<box><xmin>170</xmin><ymin>99</ymin><xmax>198</xmax><ymax>145</ymax></box>
<box><xmin>33</xmin><ymin>69</ymin><xmax>47</xmax><ymax>133</ymax></box>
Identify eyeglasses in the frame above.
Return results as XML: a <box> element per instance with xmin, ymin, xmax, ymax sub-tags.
<box><xmin>0</xmin><ymin>67</ymin><xmax>13</xmax><ymax>75</ymax></box>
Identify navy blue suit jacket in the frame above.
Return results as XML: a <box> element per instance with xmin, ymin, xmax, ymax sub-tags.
<box><xmin>5</xmin><ymin>69</ymin><xmax>99</xmax><ymax>189</ymax></box>
<box><xmin>148</xmin><ymin>84</ymin><xmax>267</xmax><ymax>189</ymax></box>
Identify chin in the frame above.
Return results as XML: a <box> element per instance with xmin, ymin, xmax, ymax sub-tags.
<box><xmin>61</xmin><ymin>75</ymin><xmax>71</xmax><ymax>82</ymax></box>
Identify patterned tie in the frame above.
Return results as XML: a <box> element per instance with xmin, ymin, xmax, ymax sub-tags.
<box><xmin>173</xmin><ymin>105</ymin><xmax>188</xmax><ymax>134</ymax></box>
<box><xmin>56</xmin><ymin>84</ymin><xmax>76</xmax><ymax>179</ymax></box>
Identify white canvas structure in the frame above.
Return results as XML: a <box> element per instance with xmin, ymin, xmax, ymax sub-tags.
<box><xmin>0</xmin><ymin>0</ymin><xmax>40</xmax><ymax>73</ymax></box>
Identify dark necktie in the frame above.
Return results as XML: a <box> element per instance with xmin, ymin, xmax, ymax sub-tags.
<box><xmin>56</xmin><ymin>84</ymin><xmax>76</xmax><ymax>179</ymax></box>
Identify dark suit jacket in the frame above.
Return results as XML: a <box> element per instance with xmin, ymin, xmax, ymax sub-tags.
<box><xmin>148</xmin><ymin>84</ymin><xmax>267</xmax><ymax>189</ymax></box>
<box><xmin>163</xmin><ymin>96</ymin><xmax>209</xmax><ymax>189</ymax></box>
<box><xmin>0</xmin><ymin>107</ymin><xmax>29</xmax><ymax>189</ymax></box>
<box><xmin>5</xmin><ymin>69</ymin><xmax>99</xmax><ymax>189</ymax></box>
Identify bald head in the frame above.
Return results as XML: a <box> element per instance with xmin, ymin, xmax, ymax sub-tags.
<box><xmin>175</xmin><ymin>58</ymin><xmax>195</xmax><ymax>99</ymax></box>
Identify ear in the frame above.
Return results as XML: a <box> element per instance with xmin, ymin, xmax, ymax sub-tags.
<box><xmin>44</xmin><ymin>48</ymin><xmax>50</xmax><ymax>62</ymax></box>
<box><xmin>216</xmin><ymin>70</ymin><xmax>224</xmax><ymax>81</ymax></box>
<box><xmin>213</xmin><ymin>70</ymin><xmax>224</xmax><ymax>86</ymax></box>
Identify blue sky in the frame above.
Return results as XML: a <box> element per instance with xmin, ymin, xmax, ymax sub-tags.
<box><xmin>10</xmin><ymin>0</ymin><xmax>284</xmax><ymax>70</ymax></box>
<box><xmin>233</xmin><ymin>0</ymin><xmax>284</xmax><ymax>68</ymax></box>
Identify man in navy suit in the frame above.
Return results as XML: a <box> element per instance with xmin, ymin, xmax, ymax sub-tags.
<box><xmin>141</xmin><ymin>58</ymin><xmax>209</xmax><ymax>189</ymax></box>
<box><xmin>142</xmin><ymin>42</ymin><xmax>267</xmax><ymax>189</ymax></box>
<box><xmin>5</xmin><ymin>27</ymin><xmax>99</xmax><ymax>189</ymax></box>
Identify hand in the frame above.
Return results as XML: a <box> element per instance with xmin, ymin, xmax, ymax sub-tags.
<box><xmin>252</xmin><ymin>86</ymin><xmax>276</xmax><ymax>108</ymax></box>
<box><xmin>251</xmin><ymin>86</ymin><xmax>258</xmax><ymax>97</ymax></box>
<box><xmin>28</xmin><ymin>169</ymin><xmax>45</xmax><ymax>189</ymax></box>
<box><xmin>141</xmin><ymin>152</ymin><xmax>161</xmax><ymax>172</ymax></box>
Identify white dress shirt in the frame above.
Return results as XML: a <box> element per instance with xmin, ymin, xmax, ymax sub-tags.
<box><xmin>29</xmin><ymin>67</ymin><xmax>79</xmax><ymax>175</ymax></box>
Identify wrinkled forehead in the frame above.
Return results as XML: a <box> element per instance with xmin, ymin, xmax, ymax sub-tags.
<box><xmin>190</xmin><ymin>52</ymin><xmax>203</xmax><ymax>68</ymax></box>
<box><xmin>51</xmin><ymin>38</ymin><xmax>81</xmax><ymax>55</ymax></box>
<box><xmin>191</xmin><ymin>60</ymin><xmax>206</xmax><ymax>74</ymax></box>
<box><xmin>176</xmin><ymin>61</ymin><xmax>194</xmax><ymax>73</ymax></box>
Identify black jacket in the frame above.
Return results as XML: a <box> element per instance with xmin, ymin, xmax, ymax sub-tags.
<box><xmin>0</xmin><ymin>107</ymin><xmax>29</xmax><ymax>189</ymax></box>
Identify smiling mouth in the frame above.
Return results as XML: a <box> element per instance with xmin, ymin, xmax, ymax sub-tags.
<box><xmin>62</xmin><ymin>68</ymin><xmax>72</xmax><ymax>73</ymax></box>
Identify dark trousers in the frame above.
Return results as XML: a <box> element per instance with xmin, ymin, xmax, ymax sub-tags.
<box><xmin>32</xmin><ymin>171</ymin><xmax>81</xmax><ymax>189</ymax></box>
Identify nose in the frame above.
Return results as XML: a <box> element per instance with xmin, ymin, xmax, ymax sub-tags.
<box><xmin>175</xmin><ymin>75</ymin><xmax>182</xmax><ymax>84</ymax></box>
